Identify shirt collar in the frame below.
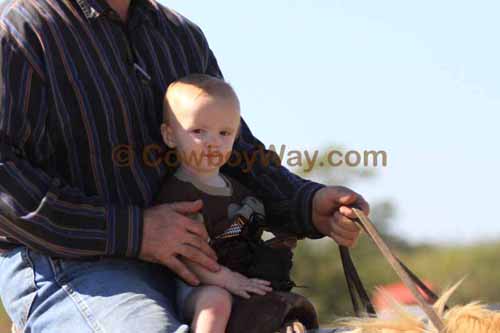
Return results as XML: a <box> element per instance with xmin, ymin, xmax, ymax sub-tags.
<box><xmin>75</xmin><ymin>0</ymin><xmax>160</xmax><ymax>27</ymax></box>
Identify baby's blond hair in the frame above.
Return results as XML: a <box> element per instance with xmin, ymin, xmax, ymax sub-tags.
<box><xmin>162</xmin><ymin>74</ymin><xmax>239</xmax><ymax>124</ymax></box>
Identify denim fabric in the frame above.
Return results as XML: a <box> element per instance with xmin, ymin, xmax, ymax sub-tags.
<box><xmin>0</xmin><ymin>246</ymin><xmax>190</xmax><ymax>333</ymax></box>
<box><xmin>174</xmin><ymin>277</ymin><xmax>195</xmax><ymax>323</ymax></box>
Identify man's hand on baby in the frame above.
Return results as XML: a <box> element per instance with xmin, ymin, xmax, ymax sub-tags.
<box><xmin>220</xmin><ymin>267</ymin><xmax>273</xmax><ymax>299</ymax></box>
<box><xmin>139</xmin><ymin>199</ymin><xmax>220</xmax><ymax>286</ymax></box>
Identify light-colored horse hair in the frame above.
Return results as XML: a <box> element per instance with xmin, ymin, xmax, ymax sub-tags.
<box><xmin>338</xmin><ymin>280</ymin><xmax>500</xmax><ymax>333</ymax></box>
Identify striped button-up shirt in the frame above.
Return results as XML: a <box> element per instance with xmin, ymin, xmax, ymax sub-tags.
<box><xmin>0</xmin><ymin>0</ymin><xmax>324</xmax><ymax>258</ymax></box>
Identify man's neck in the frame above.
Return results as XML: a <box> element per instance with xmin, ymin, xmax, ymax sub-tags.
<box><xmin>105</xmin><ymin>0</ymin><xmax>131</xmax><ymax>22</ymax></box>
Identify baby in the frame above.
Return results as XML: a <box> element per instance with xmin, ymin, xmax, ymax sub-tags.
<box><xmin>154</xmin><ymin>74</ymin><xmax>296</xmax><ymax>333</ymax></box>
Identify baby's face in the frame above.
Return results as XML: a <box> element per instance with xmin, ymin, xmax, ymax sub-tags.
<box><xmin>163</xmin><ymin>92</ymin><xmax>240</xmax><ymax>175</ymax></box>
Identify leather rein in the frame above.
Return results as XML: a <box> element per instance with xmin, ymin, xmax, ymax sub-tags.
<box><xmin>339</xmin><ymin>208</ymin><xmax>447</xmax><ymax>331</ymax></box>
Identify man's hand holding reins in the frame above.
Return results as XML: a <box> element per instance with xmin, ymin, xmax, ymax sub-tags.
<box><xmin>312</xmin><ymin>186</ymin><xmax>370</xmax><ymax>247</ymax></box>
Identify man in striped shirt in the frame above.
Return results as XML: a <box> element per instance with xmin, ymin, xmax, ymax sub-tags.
<box><xmin>0</xmin><ymin>0</ymin><xmax>369</xmax><ymax>332</ymax></box>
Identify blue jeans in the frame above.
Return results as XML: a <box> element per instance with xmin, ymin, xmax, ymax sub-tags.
<box><xmin>0</xmin><ymin>246</ymin><xmax>190</xmax><ymax>333</ymax></box>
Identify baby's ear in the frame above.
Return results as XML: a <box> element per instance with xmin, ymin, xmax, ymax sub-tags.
<box><xmin>160</xmin><ymin>123</ymin><xmax>176</xmax><ymax>148</ymax></box>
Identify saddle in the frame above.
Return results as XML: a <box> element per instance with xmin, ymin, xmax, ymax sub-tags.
<box><xmin>207</xmin><ymin>201</ymin><xmax>320</xmax><ymax>333</ymax></box>
<box><xmin>211</xmin><ymin>226</ymin><xmax>319</xmax><ymax>333</ymax></box>
<box><xmin>226</xmin><ymin>291</ymin><xmax>319</xmax><ymax>333</ymax></box>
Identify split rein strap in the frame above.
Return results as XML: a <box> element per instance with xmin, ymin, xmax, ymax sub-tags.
<box><xmin>339</xmin><ymin>208</ymin><xmax>446</xmax><ymax>332</ymax></box>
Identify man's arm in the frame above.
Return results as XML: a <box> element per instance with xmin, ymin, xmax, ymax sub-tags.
<box><xmin>223</xmin><ymin>117</ymin><xmax>326</xmax><ymax>239</ymax></box>
<box><xmin>0</xmin><ymin>30</ymin><xmax>142</xmax><ymax>258</ymax></box>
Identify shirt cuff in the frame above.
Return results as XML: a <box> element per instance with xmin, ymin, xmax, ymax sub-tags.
<box><xmin>292</xmin><ymin>181</ymin><xmax>326</xmax><ymax>239</ymax></box>
<box><xmin>105</xmin><ymin>205</ymin><xmax>144</xmax><ymax>258</ymax></box>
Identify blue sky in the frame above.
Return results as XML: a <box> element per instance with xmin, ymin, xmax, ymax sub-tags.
<box><xmin>163</xmin><ymin>0</ymin><xmax>500</xmax><ymax>245</ymax></box>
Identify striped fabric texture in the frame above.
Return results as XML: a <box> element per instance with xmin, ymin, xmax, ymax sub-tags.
<box><xmin>0</xmin><ymin>0</ymin><xmax>324</xmax><ymax>259</ymax></box>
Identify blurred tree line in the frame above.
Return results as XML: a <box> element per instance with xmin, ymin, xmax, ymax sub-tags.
<box><xmin>289</xmin><ymin>146</ymin><xmax>500</xmax><ymax>325</ymax></box>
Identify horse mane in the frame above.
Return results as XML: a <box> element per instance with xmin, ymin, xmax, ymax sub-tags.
<box><xmin>336</xmin><ymin>280</ymin><xmax>500</xmax><ymax>333</ymax></box>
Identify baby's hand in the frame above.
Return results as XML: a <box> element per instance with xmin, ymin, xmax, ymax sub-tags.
<box><xmin>220</xmin><ymin>267</ymin><xmax>272</xmax><ymax>299</ymax></box>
